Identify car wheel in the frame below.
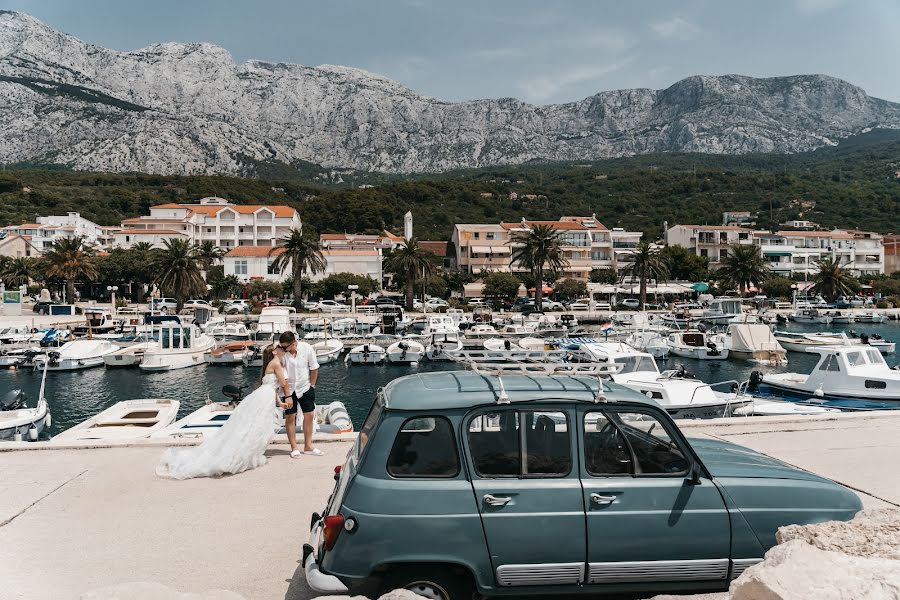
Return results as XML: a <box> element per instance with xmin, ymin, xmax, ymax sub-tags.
<box><xmin>381</xmin><ymin>567</ymin><xmax>473</xmax><ymax>600</ymax></box>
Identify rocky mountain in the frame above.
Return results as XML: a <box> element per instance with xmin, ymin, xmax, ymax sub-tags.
<box><xmin>2</xmin><ymin>11</ymin><xmax>900</xmax><ymax>176</ymax></box>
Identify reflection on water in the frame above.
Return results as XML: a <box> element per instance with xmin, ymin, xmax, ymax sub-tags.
<box><xmin>1</xmin><ymin>320</ymin><xmax>898</xmax><ymax>438</ymax></box>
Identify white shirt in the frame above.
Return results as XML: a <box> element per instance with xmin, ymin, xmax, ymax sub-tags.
<box><xmin>281</xmin><ymin>342</ymin><xmax>319</xmax><ymax>395</ymax></box>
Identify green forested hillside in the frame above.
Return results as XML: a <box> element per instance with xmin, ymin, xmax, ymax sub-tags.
<box><xmin>2</xmin><ymin>130</ymin><xmax>899</xmax><ymax>240</ymax></box>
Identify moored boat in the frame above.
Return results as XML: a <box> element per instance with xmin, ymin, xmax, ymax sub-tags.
<box><xmin>386</xmin><ymin>339</ymin><xmax>425</xmax><ymax>365</ymax></box>
<box><xmin>312</xmin><ymin>338</ymin><xmax>344</xmax><ymax>364</ymax></box>
<box><xmin>347</xmin><ymin>343</ymin><xmax>386</xmax><ymax>364</ymax></box>
<box><xmin>0</xmin><ymin>359</ymin><xmax>51</xmax><ymax>441</ymax></box>
<box><xmin>667</xmin><ymin>329</ymin><xmax>728</xmax><ymax>360</ymax></box>
<box><xmin>725</xmin><ymin>323</ymin><xmax>787</xmax><ymax>365</ymax></box>
<box><xmin>139</xmin><ymin>323</ymin><xmax>215</xmax><ymax>371</ymax></box>
<box><xmin>51</xmin><ymin>398</ymin><xmax>180</xmax><ymax>442</ymax></box>
<box><xmin>207</xmin><ymin>340</ymin><xmax>256</xmax><ymax>365</ymax></box>
<box><xmin>34</xmin><ymin>339</ymin><xmax>120</xmax><ymax>371</ymax></box>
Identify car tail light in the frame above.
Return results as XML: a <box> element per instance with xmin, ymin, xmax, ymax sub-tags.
<box><xmin>334</xmin><ymin>465</ymin><xmax>342</xmax><ymax>474</ymax></box>
<box><xmin>323</xmin><ymin>514</ymin><xmax>344</xmax><ymax>550</ymax></box>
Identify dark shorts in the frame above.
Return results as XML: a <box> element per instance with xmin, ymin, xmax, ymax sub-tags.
<box><xmin>284</xmin><ymin>387</ymin><xmax>315</xmax><ymax>415</ymax></box>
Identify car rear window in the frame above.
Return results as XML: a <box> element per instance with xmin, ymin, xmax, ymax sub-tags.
<box><xmin>387</xmin><ymin>416</ymin><xmax>459</xmax><ymax>478</ymax></box>
<box><xmin>356</xmin><ymin>394</ymin><xmax>384</xmax><ymax>460</ymax></box>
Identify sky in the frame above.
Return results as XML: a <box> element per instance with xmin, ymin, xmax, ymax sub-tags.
<box><xmin>6</xmin><ymin>0</ymin><xmax>900</xmax><ymax>104</ymax></box>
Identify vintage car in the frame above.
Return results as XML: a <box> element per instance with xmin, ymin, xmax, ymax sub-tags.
<box><xmin>304</xmin><ymin>370</ymin><xmax>861</xmax><ymax>600</ymax></box>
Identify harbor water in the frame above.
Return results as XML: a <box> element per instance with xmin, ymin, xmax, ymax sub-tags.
<box><xmin>3</xmin><ymin>320</ymin><xmax>899</xmax><ymax>439</ymax></box>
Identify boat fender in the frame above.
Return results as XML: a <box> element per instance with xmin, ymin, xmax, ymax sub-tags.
<box><xmin>28</xmin><ymin>424</ymin><xmax>38</xmax><ymax>441</ymax></box>
<box><xmin>45</xmin><ymin>411</ymin><xmax>51</xmax><ymax>428</ymax></box>
<box><xmin>13</xmin><ymin>429</ymin><xmax>23</xmax><ymax>442</ymax></box>
<box><xmin>324</xmin><ymin>401</ymin><xmax>353</xmax><ymax>433</ymax></box>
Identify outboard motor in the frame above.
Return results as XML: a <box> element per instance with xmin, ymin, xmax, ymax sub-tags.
<box><xmin>1</xmin><ymin>389</ymin><xmax>26</xmax><ymax>411</ymax></box>
<box><xmin>398</xmin><ymin>342</ymin><xmax>409</xmax><ymax>359</ymax></box>
<box><xmin>706</xmin><ymin>340</ymin><xmax>720</xmax><ymax>356</ymax></box>
<box><xmin>697</xmin><ymin>322</ymin><xmax>707</xmax><ymax>333</ymax></box>
<box><xmin>222</xmin><ymin>384</ymin><xmax>246</xmax><ymax>404</ymax></box>
<box><xmin>504</xmin><ymin>339</ymin><xmax>512</xmax><ymax>351</ymax></box>
<box><xmin>860</xmin><ymin>333</ymin><xmax>870</xmax><ymax>345</ymax></box>
<box><xmin>747</xmin><ymin>370</ymin><xmax>764</xmax><ymax>392</ymax></box>
<box><xmin>47</xmin><ymin>351</ymin><xmax>61</xmax><ymax>367</ymax></box>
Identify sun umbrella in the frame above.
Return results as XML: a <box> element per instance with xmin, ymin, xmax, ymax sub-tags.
<box><xmin>691</xmin><ymin>282</ymin><xmax>710</xmax><ymax>292</ymax></box>
<box><xmin>528</xmin><ymin>286</ymin><xmax>554</xmax><ymax>293</ymax></box>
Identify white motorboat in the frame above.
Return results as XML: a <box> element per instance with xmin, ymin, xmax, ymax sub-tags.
<box><xmin>139</xmin><ymin>324</ymin><xmax>215</xmax><ymax>371</ymax></box>
<box><xmin>667</xmin><ymin>330</ymin><xmax>728</xmax><ymax>360</ymax></box>
<box><xmin>464</xmin><ymin>323</ymin><xmax>498</xmax><ymax>338</ymax></box>
<box><xmin>816</xmin><ymin>331</ymin><xmax>895</xmax><ymax>355</ymax></box>
<box><xmin>498</xmin><ymin>323</ymin><xmax>536</xmax><ymax>337</ymax></box>
<box><xmin>483</xmin><ymin>338</ymin><xmax>522</xmax><ymax>352</ymax></box>
<box><xmin>518</xmin><ymin>337</ymin><xmax>550</xmax><ymax>351</ymax></box>
<box><xmin>103</xmin><ymin>338</ymin><xmax>158</xmax><ymax>368</ymax></box>
<box><xmin>824</xmin><ymin>310</ymin><xmax>855</xmax><ymax>324</ymax></box>
<box><xmin>773</xmin><ymin>331</ymin><xmax>846</xmax><ymax>353</ymax></box>
<box><xmin>854</xmin><ymin>312</ymin><xmax>889</xmax><ymax>324</ymax></box>
<box><xmin>346</xmin><ymin>343</ymin><xmax>386</xmax><ymax>364</ymax></box>
<box><xmin>701</xmin><ymin>298</ymin><xmax>757</xmax><ymax>325</ymax></box>
<box><xmin>790</xmin><ymin>309</ymin><xmax>832</xmax><ymax>325</ymax></box>
<box><xmin>313</xmin><ymin>338</ymin><xmax>344</xmax><ymax>364</ymax></box>
<box><xmin>51</xmin><ymin>398</ymin><xmax>180</xmax><ymax>442</ymax></box>
<box><xmin>205</xmin><ymin>321</ymin><xmax>251</xmax><ymax>341</ymax></box>
<box><xmin>0</xmin><ymin>359</ymin><xmax>51</xmax><ymax>441</ymax></box>
<box><xmin>624</xmin><ymin>330</ymin><xmax>670</xmax><ymax>359</ymax></box>
<box><xmin>761</xmin><ymin>344</ymin><xmax>900</xmax><ymax>402</ymax></box>
<box><xmin>207</xmin><ymin>340</ymin><xmax>256</xmax><ymax>365</ymax></box>
<box><xmin>386</xmin><ymin>339</ymin><xmax>425</xmax><ymax>365</ymax></box>
<box><xmin>425</xmin><ymin>332</ymin><xmax>464</xmax><ymax>361</ymax></box>
<box><xmin>34</xmin><ymin>339</ymin><xmax>120</xmax><ymax>371</ymax></box>
<box><xmin>565</xmin><ymin>341</ymin><xmax>750</xmax><ymax>418</ymax></box>
<box><xmin>421</xmin><ymin>315</ymin><xmax>458</xmax><ymax>336</ymax></box>
<box><xmin>0</xmin><ymin>325</ymin><xmax>34</xmax><ymax>344</ymax></box>
<box><xmin>725</xmin><ymin>324</ymin><xmax>787</xmax><ymax>365</ymax></box>
<box><xmin>253</xmin><ymin>306</ymin><xmax>297</xmax><ymax>340</ymax></box>
<box><xmin>73</xmin><ymin>309</ymin><xmax>119</xmax><ymax>336</ymax></box>
<box><xmin>732</xmin><ymin>399</ymin><xmax>840</xmax><ymax>417</ymax></box>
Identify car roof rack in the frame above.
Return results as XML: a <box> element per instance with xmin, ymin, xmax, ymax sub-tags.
<box><xmin>451</xmin><ymin>352</ymin><xmax>622</xmax><ymax>404</ymax></box>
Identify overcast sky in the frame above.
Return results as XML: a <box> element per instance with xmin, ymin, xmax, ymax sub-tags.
<box><xmin>7</xmin><ymin>0</ymin><xmax>900</xmax><ymax>104</ymax></box>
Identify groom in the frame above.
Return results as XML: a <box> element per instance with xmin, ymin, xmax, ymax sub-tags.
<box><xmin>278</xmin><ymin>331</ymin><xmax>322</xmax><ymax>457</ymax></box>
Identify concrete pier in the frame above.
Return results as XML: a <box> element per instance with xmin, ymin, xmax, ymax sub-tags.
<box><xmin>1</xmin><ymin>412</ymin><xmax>899</xmax><ymax>599</ymax></box>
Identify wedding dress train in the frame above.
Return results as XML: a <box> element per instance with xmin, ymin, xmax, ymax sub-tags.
<box><xmin>156</xmin><ymin>374</ymin><xmax>282</xmax><ymax>480</ymax></box>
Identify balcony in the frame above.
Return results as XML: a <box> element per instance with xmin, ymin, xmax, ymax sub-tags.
<box><xmin>612</xmin><ymin>242</ymin><xmax>639</xmax><ymax>249</ymax></box>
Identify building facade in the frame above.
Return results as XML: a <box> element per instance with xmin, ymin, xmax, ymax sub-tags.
<box><xmin>2</xmin><ymin>212</ymin><xmax>108</xmax><ymax>252</ymax></box>
<box><xmin>664</xmin><ymin>225</ymin><xmax>754</xmax><ymax>269</ymax></box>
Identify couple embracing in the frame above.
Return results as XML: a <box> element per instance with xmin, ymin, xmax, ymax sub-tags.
<box><xmin>156</xmin><ymin>331</ymin><xmax>323</xmax><ymax>480</ymax></box>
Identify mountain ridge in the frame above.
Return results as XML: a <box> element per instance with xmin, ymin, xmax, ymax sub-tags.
<box><xmin>1</xmin><ymin>11</ymin><xmax>899</xmax><ymax>175</ymax></box>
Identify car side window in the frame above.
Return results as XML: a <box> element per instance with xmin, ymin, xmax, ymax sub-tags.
<box><xmin>612</xmin><ymin>411</ymin><xmax>690</xmax><ymax>476</ymax></box>
<box><xmin>468</xmin><ymin>410</ymin><xmax>570</xmax><ymax>478</ymax></box>
<box><xmin>387</xmin><ymin>416</ymin><xmax>459</xmax><ymax>478</ymax></box>
<box><xmin>583</xmin><ymin>412</ymin><xmax>633</xmax><ymax>476</ymax></box>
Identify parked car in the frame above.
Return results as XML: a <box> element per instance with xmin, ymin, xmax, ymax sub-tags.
<box><xmin>222</xmin><ymin>299</ymin><xmax>250</xmax><ymax>314</ymax></box>
<box><xmin>515</xmin><ymin>299</ymin><xmax>563</xmax><ymax>312</ymax></box>
<box><xmin>414</xmin><ymin>298</ymin><xmax>450</xmax><ymax>312</ymax></box>
<box><xmin>185</xmin><ymin>299</ymin><xmax>211</xmax><ymax>306</ymax></box>
<box><xmin>465</xmin><ymin>297</ymin><xmax>487</xmax><ymax>307</ymax></box>
<box><xmin>311</xmin><ymin>300</ymin><xmax>351</xmax><ymax>313</ymax></box>
<box><xmin>619</xmin><ymin>298</ymin><xmax>640</xmax><ymax>309</ymax></box>
<box><xmin>150</xmin><ymin>297</ymin><xmax>178</xmax><ymax>313</ymax></box>
<box><xmin>303</xmin><ymin>371</ymin><xmax>861</xmax><ymax>600</ymax></box>
<box><xmin>372</xmin><ymin>296</ymin><xmax>402</xmax><ymax>307</ymax></box>
<box><xmin>567</xmin><ymin>299</ymin><xmax>595</xmax><ymax>311</ymax></box>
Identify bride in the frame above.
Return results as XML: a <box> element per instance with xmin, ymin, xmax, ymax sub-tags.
<box><xmin>157</xmin><ymin>345</ymin><xmax>293</xmax><ymax>480</ymax></box>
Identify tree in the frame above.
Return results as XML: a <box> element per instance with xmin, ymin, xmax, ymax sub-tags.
<box><xmin>316</xmin><ymin>273</ymin><xmax>379</xmax><ymax>300</ymax></box>
<box><xmin>40</xmin><ymin>236</ymin><xmax>98</xmax><ymax>303</ymax></box>
<box><xmin>589</xmin><ymin>268</ymin><xmax>618</xmax><ymax>284</ymax></box>
<box><xmin>510</xmin><ymin>224</ymin><xmax>568</xmax><ymax>310</ymax></box>
<box><xmin>129</xmin><ymin>241</ymin><xmax>155</xmax><ymax>302</ymax></box>
<box><xmin>717</xmin><ymin>244</ymin><xmax>771</xmax><ymax>296</ymax></box>
<box><xmin>621</xmin><ymin>242</ymin><xmax>669</xmax><ymax>309</ymax></box>
<box><xmin>207</xmin><ymin>265</ymin><xmax>242</xmax><ymax>299</ymax></box>
<box><xmin>659</xmin><ymin>245</ymin><xmax>710</xmax><ymax>282</ymax></box>
<box><xmin>483</xmin><ymin>272</ymin><xmax>521</xmax><ymax>299</ymax></box>
<box><xmin>0</xmin><ymin>256</ymin><xmax>34</xmax><ymax>287</ymax></box>
<box><xmin>761</xmin><ymin>277</ymin><xmax>795</xmax><ymax>300</ymax></box>
<box><xmin>194</xmin><ymin>240</ymin><xmax>225</xmax><ymax>271</ymax></box>
<box><xmin>812</xmin><ymin>256</ymin><xmax>856</xmax><ymax>301</ymax></box>
<box><xmin>554</xmin><ymin>278</ymin><xmax>588</xmax><ymax>301</ymax></box>
<box><xmin>149</xmin><ymin>238</ymin><xmax>206</xmax><ymax>313</ymax></box>
<box><xmin>248</xmin><ymin>279</ymin><xmax>282</xmax><ymax>301</ymax></box>
<box><xmin>425</xmin><ymin>276</ymin><xmax>448</xmax><ymax>299</ymax></box>
<box><xmin>444</xmin><ymin>270</ymin><xmax>474</xmax><ymax>296</ymax></box>
<box><xmin>269</xmin><ymin>229</ymin><xmax>326</xmax><ymax>311</ymax></box>
<box><xmin>384</xmin><ymin>238</ymin><xmax>437</xmax><ymax>310</ymax></box>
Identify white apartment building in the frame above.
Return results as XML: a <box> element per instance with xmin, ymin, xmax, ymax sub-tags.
<box><xmin>665</xmin><ymin>225</ymin><xmax>754</xmax><ymax>269</ymax></box>
<box><xmin>2</xmin><ymin>212</ymin><xmax>107</xmax><ymax>252</ymax></box>
<box><xmin>452</xmin><ymin>217</ymin><xmax>642</xmax><ymax>279</ymax></box>
<box><xmin>118</xmin><ymin>196</ymin><xmax>301</xmax><ymax>250</ymax></box>
<box><xmin>224</xmin><ymin>246</ymin><xmax>383</xmax><ymax>286</ymax></box>
<box><xmin>754</xmin><ymin>230</ymin><xmax>884</xmax><ymax>277</ymax></box>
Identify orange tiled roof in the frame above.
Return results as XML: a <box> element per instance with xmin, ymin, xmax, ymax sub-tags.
<box><xmin>150</xmin><ymin>203</ymin><xmax>297</xmax><ymax>218</ymax></box>
<box><xmin>225</xmin><ymin>246</ymin><xmax>286</xmax><ymax>257</ymax></box>
<box><xmin>419</xmin><ymin>241</ymin><xmax>448</xmax><ymax>257</ymax></box>
<box><xmin>321</xmin><ymin>249</ymin><xmax>379</xmax><ymax>256</ymax></box>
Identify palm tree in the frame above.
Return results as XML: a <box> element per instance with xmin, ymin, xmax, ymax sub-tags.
<box><xmin>0</xmin><ymin>256</ymin><xmax>34</xmax><ymax>287</ymax></box>
<box><xmin>384</xmin><ymin>238</ymin><xmax>437</xmax><ymax>310</ymax></box>
<box><xmin>195</xmin><ymin>240</ymin><xmax>225</xmax><ymax>272</ymax></box>
<box><xmin>621</xmin><ymin>242</ymin><xmax>669</xmax><ymax>309</ymax></box>
<box><xmin>40</xmin><ymin>236</ymin><xmax>99</xmax><ymax>303</ymax></box>
<box><xmin>718</xmin><ymin>244</ymin><xmax>771</xmax><ymax>296</ymax></box>
<box><xmin>812</xmin><ymin>256</ymin><xmax>855</xmax><ymax>302</ymax></box>
<box><xmin>149</xmin><ymin>238</ymin><xmax>206</xmax><ymax>313</ymax></box>
<box><xmin>129</xmin><ymin>241</ymin><xmax>155</xmax><ymax>303</ymax></box>
<box><xmin>269</xmin><ymin>229</ymin><xmax>326</xmax><ymax>310</ymax></box>
<box><xmin>510</xmin><ymin>224</ymin><xmax>568</xmax><ymax>310</ymax></box>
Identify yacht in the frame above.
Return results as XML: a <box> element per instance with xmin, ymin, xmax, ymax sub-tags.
<box><xmin>667</xmin><ymin>330</ymin><xmax>728</xmax><ymax>360</ymax></box>
<box><xmin>346</xmin><ymin>343</ymin><xmax>386</xmax><ymax>364</ymax></box>
<box><xmin>253</xmin><ymin>306</ymin><xmax>297</xmax><ymax>341</ymax></box>
<box><xmin>139</xmin><ymin>324</ymin><xmax>215</xmax><ymax>371</ymax></box>
<box><xmin>761</xmin><ymin>345</ymin><xmax>900</xmax><ymax>402</ymax></box>
<box><xmin>386</xmin><ymin>339</ymin><xmax>425</xmax><ymax>365</ymax></box>
<box><xmin>725</xmin><ymin>323</ymin><xmax>787</xmax><ymax>365</ymax></box>
<box><xmin>34</xmin><ymin>339</ymin><xmax>120</xmax><ymax>371</ymax></box>
<box><xmin>421</xmin><ymin>315</ymin><xmax>458</xmax><ymax>336</ymax></box>
<box><xmin>701</xmin><ymin>298</ymin><xmax>757</xmax><ymax>325</ymax></box>
<box><xmin>565</xmin><ymin>341</ymin><xmax>750</xmax><ymax>418</ymax></box>
<box><xmin>0</xmin><ymin>359</ymin><xmax>51</xmax><ymax>441</ymax></box>
<box><xmin>51</xmin><ymin>399</ymin><xmax>180</xmax><ymax>442</ymax></box>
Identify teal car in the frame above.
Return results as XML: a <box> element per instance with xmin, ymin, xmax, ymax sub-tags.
<box><xmin>303</xmin><ymin>371</ymin><xmax>861</xmax><ymax>600</ymax></box>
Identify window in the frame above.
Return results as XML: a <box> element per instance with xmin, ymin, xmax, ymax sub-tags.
<box><xmin>865</xmin><ymin>380</ymin><xmax>887</xmax><ymax>389</ymax></box>
<box><xmin>387</xmin><ymin>417</ymin><xmax>459</xmax><ymax>478</ymax></box>
<box><xmin>234</xmin><ymin>260</ymin><xmax>248</xmax><ymax>275</ymax></box>
<box><xmin>584</xmin><ymin>410</ymin><xmax>689</xmax><ymax>476</ymax></box>
<box><xmin>720</xmin><ymin>249</ymin><xmax>728</xmax><ymax>259</ymax></box>
<box><xmin>700</xmin><ymin>249</ymin><xmax>708</xmax><ymax>257</ymax></box>
<box><xmin>818</xmin><ymin>355</ymin><xmax>841</xmax><ymax>371</ymax></box>
<box><xmin>267</xmin><ymin>261</ymin><xmax>280</xmax><ymax>275</ymax></box>
<box><xmin>865</xmin><ymin>349</ymin><xmax>885</xmax><ymax>365</ymax></box>
<box><xmin>846</xmin><ymin>351</ymin><xmax>866</xmax><ymax>367</ymax></box>
<box><xmin>356</xmin><ymin>395</ymin><xmax>384</xmax><ymax>459</ymax></box>
<box><xmin>468</xmin><ymin>410</ymin><xmax>570</xmax><ymax>477</ymax></box>
<box><xmin>473</xmin><ymin>232</ymin><xmax>480</xmax><ymax>240</ymax></box>
<box><xmin>615</xmin><ymin>355</ymin><xmax>658</xmax><ymax>374</ymax></box>
<box><xmin>486</xmin><ymin>232</ymin><xmax>496</xmax><ymax>240</ymax></box>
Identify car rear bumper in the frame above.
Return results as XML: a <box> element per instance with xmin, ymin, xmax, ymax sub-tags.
<box><xmin>303</xmin><ymin>519</ymin><xmax>349</xmax><ymax>594</ymax></box>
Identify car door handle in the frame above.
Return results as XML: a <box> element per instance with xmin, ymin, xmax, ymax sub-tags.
<box><xmin>483</xmin><ymin>494</ymin><xmax>512</xmax><ymax>506</ymax></box>
<box><xmin>590</xmin><ymin>493</ymin><xmax>617</xmax><ymax>505</ymax></box>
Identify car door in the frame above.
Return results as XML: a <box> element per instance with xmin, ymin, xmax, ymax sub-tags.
<box><xmin>579</xmin><ymin>406</ymin><xmax>731</xmax><ymax>584</ymax></box>
<box><xmin>465</xmin><ymin>407</ymin><xmax>586</xmax><ymax>588</ymax></box>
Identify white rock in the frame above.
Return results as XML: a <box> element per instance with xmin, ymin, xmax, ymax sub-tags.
<box><xmin>731</xmin><ymin>540</ymin><xmax>900</xmax><ymax>600</ymax></box>
<box><xmin>776</xmin><ymin>508</ymin><xmax>900</xmax><ymax>560</ymax></box>
<box><xmin>79</xmin><ymin>582</ymin><xmax>246</xmax><ymax>600</ymax></box>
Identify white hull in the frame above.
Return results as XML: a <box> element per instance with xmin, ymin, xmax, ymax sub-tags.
<box><xmin>347</xmin><ymin>344</ymin><xmax>386</xmax><ymax>364</ymax></box>
<box><xmin>668</xmin><ymin>345</ymin><xmax>729</xmax><ymax>360</ymax></box>
<box><xmin>141</xmin><ymin>349</ymin><xmax>211</xmax><ymax>370</ymax></box>
<box><xmin>312</xmin><ymin>339</ymin><xmax>344</xmax><ymax>365</ymax></box>
<box><xmin>0</xmin><ymin>403</ymin><xmax>50</xmax><ymax>441</ymax></box>
<box><xmin>52</xmin><ymin>399</ymin><xmax>180</xmax><ymax>442</ymax></box>
<box><xmin>386</xmin><ymin>340</ymin><xmax>425</xmax><ymax>364</ymax></box>
<box><xmin>103</xmin><ymin>343</ymin><xmax>156</xmax><ymax>368</ymax></box>
<box><xmin>35</xmin><ymin>340</ymin><xmax>120</xmax><ymax>371</ymax></box>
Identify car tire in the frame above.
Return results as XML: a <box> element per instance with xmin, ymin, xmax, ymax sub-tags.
<box><xmin>380</xmin><ymin>566</ymin><xmax>474</xmax><ymax>600</ymax></box>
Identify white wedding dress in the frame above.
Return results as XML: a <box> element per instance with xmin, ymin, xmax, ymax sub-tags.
<box><xmin>156</xmin><ymin>374</ymin><xmax>283</xmax><ymax>480</ymax></box>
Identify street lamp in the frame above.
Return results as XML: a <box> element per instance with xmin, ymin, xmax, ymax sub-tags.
<box><xmin>107</xmin><ymin>285</ymin><xmax>119</xmax><ymax>318</ymax></box>
<box><xmin>347</xmin><ymin>284</ymin><xmax>359</xmax><ymax>314</ymax></box>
